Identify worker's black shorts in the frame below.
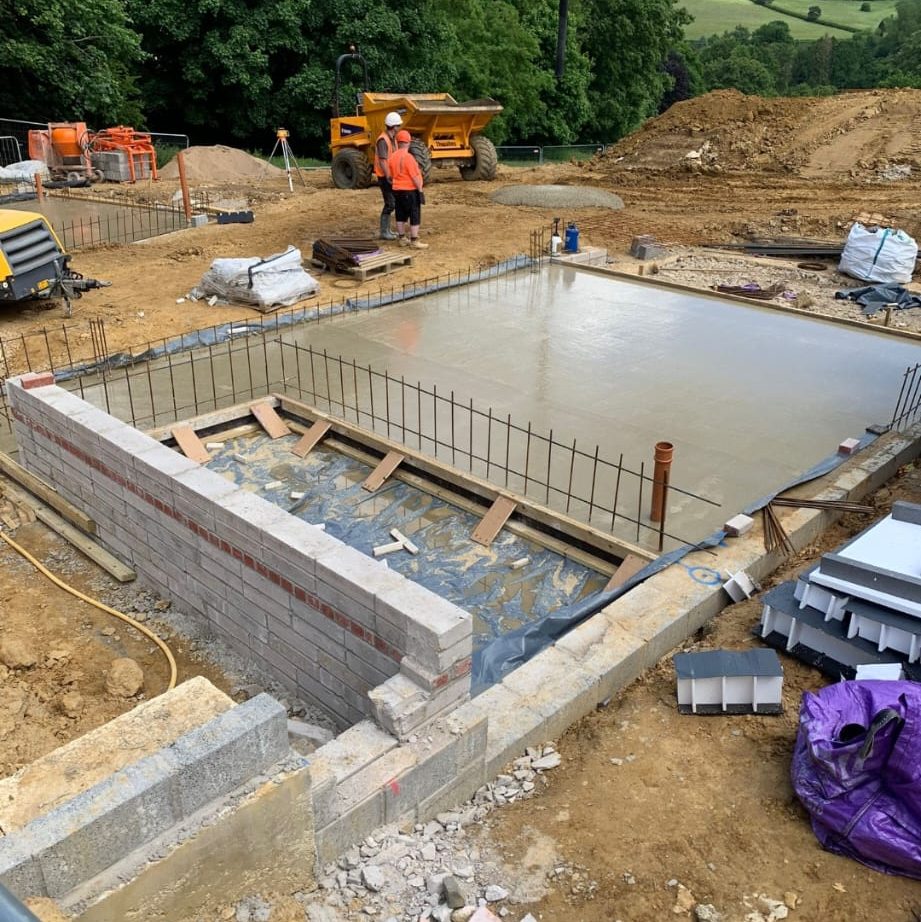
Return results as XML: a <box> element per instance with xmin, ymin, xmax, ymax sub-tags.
<box><xmin>378</xmin><ymin>177</ymin><xmax>395</xmax><ymax>214</ymax></box>
<box><xmin>394</xmin><ymin>190</ymin><xmax>421</xmax><ymax>225</ymax></box>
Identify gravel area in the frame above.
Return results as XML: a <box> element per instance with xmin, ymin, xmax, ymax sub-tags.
<box><xmin>491</xmin><ymin>184</ymin><xmax>624</xmax><ymax>209</ymax></box>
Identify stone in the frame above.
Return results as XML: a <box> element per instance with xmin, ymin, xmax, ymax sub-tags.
<box><xmin>484</xmin><ymin>886</ymin><xmax>509</xmax><ymax>903</ymax></box>
<box><xmin>756</xmin><ymin>896</ymin><xmax>788</xmax><ymax>920</ymax></box>
<box><xmin>520</xmin><ymin>916</ymin><xmax>538</xmax><ymax>922</ymax></box>
<box><xmin>287</xmin><ymin>718</ymin><xmax>334</xmax><ymax>747</ymax></box>
<box><xmin>443</xmin><ymin>876</ymin><xmax>466</xmax><ymax>909</ymax></box>
<box><xmin>427</xmin><ymin>873</ymin><xmax>448</xmax><ymax>896</ymax></box>
<box><xmin>469</xmin><ymin>910</ymin><xmax>501</xmax><ymax>922</ymax></box>
<box><xmin>105</xmin><ymin>657</ymin><xmax>144</xmax><ymax>697</ymax></box>
<box><xmin>451</xmin><ymin>910</ymin><xmax>476</xmax><ymax>922</ymax></box>
<box><xmin>694</xmin><ymin>905</ymin><xmax>722</xmax><ymax>922</ymax></box>
<box><xmin>57</xmin><ymin>691</ymin><xmax>84</xmax><ymax>719</ymax></box>
<box><xmin>673</xmin><ymin>885</ymin><xmax>696</xmax><ymax>915</ymax></box>
<box><xmin>782</xmin><ymin>892</ymin><xmax>799</xmax><ymax>910</ymax></box>
<box><xmin>453</xmin><ymin>865</ymin><xmax>474</xmax><ymax>880</ymax></box>
<box><xmin>530</xmin><ymin>752</ymin><xmax>561</xmax><ymax>771</ymax></box>
<box><xmin>433</xmin><ymin>908</ymin><xmax>453</xmax><ymax>922</ymax></box>
<box><xmin>0</xmin><ymin>637</ymin><xmax>37</xmax><ymax>669</ymax></box>
<box><xmin>421</xmin><ymin>843</ymin><xmax>437</xmax><ymax>862</ymax></box>
<box><xmin>362</xmin><ymin>867</ymin><xmax>385</xmax><ymax>892</ymax></box>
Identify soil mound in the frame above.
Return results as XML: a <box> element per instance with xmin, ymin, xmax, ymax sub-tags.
<box><xmin>160</xmin><ymin>145</ymin><xmax>285</xmax><ymax>183</ymax></box>
<box><xmin>491</xmin><ymin>184</ymin><xmax>624</xmax><ymax>208</ymax></box>
<box><xmin>599</xmin><ymin>88</ymin><xmax>921</xmax><ymax>180</ymax></box>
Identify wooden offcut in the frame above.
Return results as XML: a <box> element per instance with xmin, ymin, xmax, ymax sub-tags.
<box><xmin>1</xmin><ymin>479</ymin><xmax>135</xmax><ymax>582</ymax></box>
<box><xmin>472</xmin><ymin>495</ymin><xmax>517</xmax><ymax>547</ymax></box>
<box><xmin>0</xmin><ymin>452</ymin><xmax>96</xmax><ymax>534</ymax></box>
<box><xmin>361</xmin><ymin>450</ymin><xmax>405</xmax><ymax>492</ymax></box>
<box><xmin>170</xmin><ymin>424</ymin><xmax>211</xmax><ymax>463</ymax></box>
<box><xmin>251</xmin><ymin>401</ymin><xmax>291</xmax><ymax>439</ymax></box>
<box><xmin>603</xmin><ymin>553</ymin><xmax>648</xmax><ymax>592</ymax></box>
<box><xmin>291</xmin><ymin>420</ymin><xmax>331</xmax><ymax>458</ymax></box>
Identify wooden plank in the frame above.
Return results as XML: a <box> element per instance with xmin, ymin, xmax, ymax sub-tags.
<box><xmin>250</xmin><ymin>400</ymin><xmax>291</xmax><ymax>439</ymax></box>
<box><xmin>321</xmin><ymin>433</ymin><xmax>616</xmax><ymax>576</ymax></box>
<box><xmin>145</xmin><ymin>399</ymin><xmax>276</xmax><ymax>442</ymax></box>
<box><xmin>472</xmin><ymin>495</ymin><xmax>517</xmax><ymax>547</ymax></box>
<box><xmin>277</xmin><ymin>393</ymin><xmax>655</xmax><ymax>563</ymax></box>
<box><xmin>361</xmin><ymin>450</ymin><xmax>405</xmax><ymax>492</ymax></box>
<box><xmin>603</xmin><ymin>553</ymin><xmax>648</xmax><ymax>592</ymax></box>
<box><xmin>291</xmin><ymin>420</ymin><xmax>331</xmax><ymax>458</ymax></box>
<box><xmin>0</xmin><ymin>451</ymin><xmax>96</xmax><ymax>535</ymax></box>
<box><xmin>171</xmin><ymin>424</ymin><xmax>211</xmax><ymax>463</ymax></box>
<box><xmin>0</xmin><ymin>479</ymin><xmax>136</xmax><ymax>582</ymax></box>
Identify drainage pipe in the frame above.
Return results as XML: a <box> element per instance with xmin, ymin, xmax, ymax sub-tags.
<box><xmin>650</xmin><ymin>440</ymin><xmax>674</xmax><ymax>523</ymax></box>
<box><xmin>0</xmin><ymin>884</ymin><xmax>41</xmax><ymax>921</ymax></box>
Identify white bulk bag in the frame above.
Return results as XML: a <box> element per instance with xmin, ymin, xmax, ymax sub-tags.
<box><xmin>839</xmin><ymin>223</ymin><xmax>918</xmax><ymax>285</ymax></box>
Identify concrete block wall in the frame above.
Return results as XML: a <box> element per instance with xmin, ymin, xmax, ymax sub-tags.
<box><xmin>6</xmin><ymin>375</ymin><xmax>473</xmax><ymax>731</ymax></box>
<box><xmin>0</xmin><ymin>693</ymin><xmax>289</xmax><ymax>901</ymax></box>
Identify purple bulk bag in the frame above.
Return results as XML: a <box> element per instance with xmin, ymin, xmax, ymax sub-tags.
<box><xmin>791</xmin><ymin>680</ymin><xmax>921</xmax><ymax>878</ymax></box>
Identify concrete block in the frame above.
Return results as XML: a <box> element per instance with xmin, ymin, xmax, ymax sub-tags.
<box><xmin>416</xmin><ymin>758</ymin><xmax>486</xmax><ymax>822</ymax></box>
<box><xmin>723</xmin><ymin>513</ymin><xmax>754</xmax><ymax>537</ymax></box>
<box><xmin>172</xmin><ymin>468</ymin><xmax>240</xmax><ymax>531</ymax></box>
<box><xmin>34</xmin><ymin>750</ymin><xmax>181</xmax><ymax>898</ymax></box>
<box><xmin>0</xmin><ymin>833</ymin><xmax>47</xmax><ymax>899</ymax></box>
<box><xmin>262</xmin><ymin>516</ymin><xmax>341</xmax><ymax>580</ymax></box>
<box><xmin>839</xmin><ymin>437</ymin><xmax>861</xmax><ymax>455</ymax></box>
<box><xmin>290</xmin><ymin>603</ymin><xmax>347</xmax><ymax>659</ymax></box>
<box><xmin>170</xmin><ymin>694</ymin><xmax>289</xmax><ymax>816</ymax></box>
<box><xmin>344</xmin><ymin>745</ymin><xmax>418</xmax><ymax>826</ymax></box>
<box><xmin>555</xmin><ymin>611</ymin><xmax>649</xmax><ymax>702</ymax></box>
<box><xmin>456</xmin><ymin>685</ymin><xmax>545</xmax><ymax>779</ymax></box>
<box><xmin>636</xmin><ymin>242</ymin><xmax>667</xmax><ymax>260</ymax></box>
<box><xmin>502</xmin><ymin>647</ymin><xmax>600</xmax><ymax>742</ymax></box>
<box><xmin>315</xmin><ymin>789</ymin><xmax>384</xmax><ymax>866</ymax></box>
<box><xmin>309</xmin><ymin>721</ymin><xmax>397</xmax><ymax>786</ymax></box>
<box><xmin>369</xmin><ymin>673</ymin><xmax>428</xmax><ymax>737</ymax></box>
<box><xmin>316</xmin><ymin>544</ymin><xmax>403</xmax><ymax>614</ymax></box>
<box><xmin>134</xmin><ymin>444</ymin><xmax>200</xmax><ymax>482</ymax></box>
<box><xmin>630</xmin><ymin>234</ymin><xmax>656</xmax><ymax>257</ymax></box>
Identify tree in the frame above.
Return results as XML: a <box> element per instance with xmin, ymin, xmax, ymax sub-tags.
<box><xmin>129</xmin><ymin>0</ymin><xmax>459</xmax><ymax>147</ymax></box>
<box><xmin>0</xmin><ymin>0</ymin><xmax>142</xmax><ymax>124</ymax></box>
<box><xmin>807</xmin><ymin>5</ymin><xmax>822</xmax><ymax>19</ymax></box>
<box><xmin>580</xmin><ymin>0</ymin><xmax>691</xmax><ymax>140</ymax></box>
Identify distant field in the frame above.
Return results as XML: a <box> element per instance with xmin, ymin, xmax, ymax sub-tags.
<box><xmin>681</xmin><ymin>0</ymin><xmax>860</xmax><ymax>37</ymax></box>
<box><xmin>771</xmin><ymin>0</ymin><xmax>899</xmax><ymax>29</ymax></box>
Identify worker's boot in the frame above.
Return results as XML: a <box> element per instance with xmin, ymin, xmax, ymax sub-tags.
<box><xmin>410</xmin><ymin>238</ymin><xmax>429</xmax><ymax>249</ymax></box>
<box><xmin>379</xmin><ymin>214</ymin><xmax>397</xmax><ymax>241</ymax></box>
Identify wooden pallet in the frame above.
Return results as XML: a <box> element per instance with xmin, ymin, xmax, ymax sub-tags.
<box><xmin>316</xmin><ymin>252</ymin><xmax>414</xmax><ymax>281</ymax></box>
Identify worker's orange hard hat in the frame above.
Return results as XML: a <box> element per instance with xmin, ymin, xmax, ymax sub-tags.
<box><xmin>396</xmin><ymin>130</ymin><xmax>412</xmax><ymax>143</ymax></box>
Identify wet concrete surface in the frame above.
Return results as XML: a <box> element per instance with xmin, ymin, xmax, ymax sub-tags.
<box><xmin>278</xmin><ymin>265</ymin><xmax>921</xmax><ymax>543</ymax></box>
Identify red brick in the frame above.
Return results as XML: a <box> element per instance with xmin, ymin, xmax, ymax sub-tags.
<box><xmin>20</xmin><ymin>371</ymin><xmax>54</xmax><ymax>390</ymax></box>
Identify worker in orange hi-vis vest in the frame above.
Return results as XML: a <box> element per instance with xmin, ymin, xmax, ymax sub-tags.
<box><xmin>390</xmin><ymin>130</ymin><xmax>429</xmax><ymax>249</ymax></box>
<box><xmin>374</xmin><ymin>112</ymin><xmax>403</xmax><ymax>240</ymax></box>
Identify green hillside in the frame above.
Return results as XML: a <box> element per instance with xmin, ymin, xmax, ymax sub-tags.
<box><xmin>681</xmin><ymin>0</ymin><xmax>896</xmax><ymax>38</ymax></box>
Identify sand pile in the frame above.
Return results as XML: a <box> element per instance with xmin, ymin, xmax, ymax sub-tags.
<box><xmin>160</xmin><ymin>145</ymin><xmax>286</xmax><ymax>182</ymax></box>
<box><xmin>597</xmin><ymin>88</ymin><xmax>921</xmax><ymax>180</ymax></box>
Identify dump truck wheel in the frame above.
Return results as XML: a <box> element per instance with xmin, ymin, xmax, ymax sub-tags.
<box><xmin>460</xmin><ymin>135</ymin><xmax>498</xmax><ymax>181</ymax></box>
<box><xmin>331</xmin><ymin>148</ymin><xmax>373</xmax><ymax>189</ymax></box>
<box><xmin>409</xmin><ymin>140</ymin><xmax>432</xmax><ymax>185</ymax></box>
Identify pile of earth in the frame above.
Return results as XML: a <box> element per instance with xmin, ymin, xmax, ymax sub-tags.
<box><xmin>597</xmin><ymin>88</ymin><xmax>921</xmax><ymax>181</ymax></box>
<box><xmin>160</xmin><ymin>145</ymin><xmax>285</xmax><ymax>183</ymax></box>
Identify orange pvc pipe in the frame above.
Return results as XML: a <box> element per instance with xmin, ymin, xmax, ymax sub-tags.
<box><xmin>176</xmin><ymin>150</ymin><xmax>192</xmax><ymax>219</ymax></box>
<box><xmin>650</xmin><ymin>440</ymin><xmax>673</xmax><ymax>524</ymax></box>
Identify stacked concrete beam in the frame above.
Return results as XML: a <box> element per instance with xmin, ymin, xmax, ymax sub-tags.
<box><xmin>6</xmin><ymin>374</ymin><xmax>472</xmax><ymax>732</ymax></box>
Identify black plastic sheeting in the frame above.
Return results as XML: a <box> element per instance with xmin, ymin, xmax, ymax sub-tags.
<box><xmin>835</xmin><ymin>285</ymin><xmax>921</xmax><ymax>315</ymax></box>
<box><xmin>55</xmin><ymin>254</ymin><xmax>531</xmax><ymax>383</ymax></box>
<box><xmin>471</xmin><ymin>430</ymin><xmax>879</xmax><ymax>693</ymax></box>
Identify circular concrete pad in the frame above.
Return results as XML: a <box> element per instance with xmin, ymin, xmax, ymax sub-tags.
<box><xmin>491</xmin><ymin>184</ymin><xmax>624</xmax><ymax>209</ymax></box>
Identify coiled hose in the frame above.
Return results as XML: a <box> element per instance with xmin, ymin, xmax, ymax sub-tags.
<box><xmin>0</xmin><ymin>530</ymin><xmax>177</xmax><ymax>691</ymax></box>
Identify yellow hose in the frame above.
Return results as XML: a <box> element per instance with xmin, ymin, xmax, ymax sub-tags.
<box><xmin>0</xmin><ymin>529</ymin><xmax>177</xmax><ymax>691</ymax></box>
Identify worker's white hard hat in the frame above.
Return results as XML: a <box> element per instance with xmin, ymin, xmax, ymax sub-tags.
<box><xmin>384</xmin><ymin>112</ymin><xmax>403</xmax><ymax>127</ymax></box>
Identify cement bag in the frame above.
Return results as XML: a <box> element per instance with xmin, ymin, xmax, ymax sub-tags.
<box><xmin>791</xmin><ymin>680</ymin><xmax>921</xmax><ymax>879</ymax></box>
<box><xmin>839</xmin><ymin>223</ymin><xmax>917</xmax><ymax>284</ymax></box>
<box><xmin>198</xmin><ymin>246</ymin><xmax>319</xmax><ymax>312</ymax></box>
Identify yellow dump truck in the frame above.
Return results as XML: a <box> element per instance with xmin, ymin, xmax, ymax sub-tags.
<box><xmin>330</xmin><ymin>51</ymin><xmax>503</xmax><ymax>189</ymax></box>
<box><xmin>0</xmin><ymin>210</ymin><xmax>108</xmax><ymax>316</ymax></box>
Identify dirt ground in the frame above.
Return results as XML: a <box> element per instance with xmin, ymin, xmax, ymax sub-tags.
<box><xmin>481</xmin><ymin>464</ymin><xmax>921</xmax><ymax>922</ymax></box>
<box><xmin>3</xmin><ymin>88</ymin><xmax>921</xmax><ymax>920</ymax></box>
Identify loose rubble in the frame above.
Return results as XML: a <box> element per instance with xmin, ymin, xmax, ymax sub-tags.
<box><xmin>300</xmin><ymin>745</ymin><xmax>565</xmax><ymax>921</ymax></box>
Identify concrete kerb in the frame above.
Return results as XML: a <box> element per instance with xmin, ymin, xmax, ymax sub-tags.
<box><xmin>0</xmin><ymin>694</ymin><xmax>289</xmax><ymax>901</ymax></box>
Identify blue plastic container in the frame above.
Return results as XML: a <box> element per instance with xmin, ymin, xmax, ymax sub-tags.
<box><xmin>564</xmin><ymin>222</ymin><xmax>579</xmax><ymax>253</ymax></box>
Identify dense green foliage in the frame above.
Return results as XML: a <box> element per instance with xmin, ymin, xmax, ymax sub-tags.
<box><xmin>1</xmin><ymin>0</ymin><xmax>689</xmax><ymax>150</ymax></box>
<box><xmin>692</xmin><ymin>0</ymin><xmax>921</xmax><ymax>97</ymax></box>
<box><xmin>0</xmin><ymin>0</ymin><xmax>142</xmax><ymax>124</ymax></box>
<box><xmin>11</xmin><ymin>0</ymin><xmax>921</xmax><ymax>153</ymax></box>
